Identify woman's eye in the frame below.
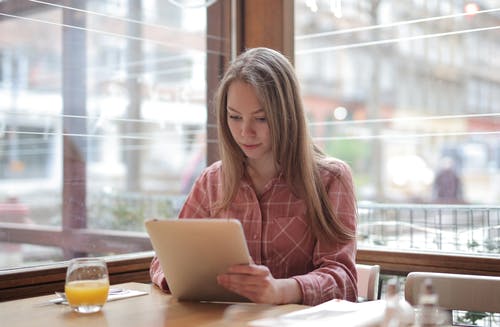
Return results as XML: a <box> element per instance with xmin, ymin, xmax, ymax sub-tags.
<box><xmin>256</xmin><ymin>117</ymin><xmax>267</xmax><ymax>122</ymax></box>
<box><xmin>228</xmin><ymin>115</ymin><xmax>241</xmax><ymax>120</ymax></box>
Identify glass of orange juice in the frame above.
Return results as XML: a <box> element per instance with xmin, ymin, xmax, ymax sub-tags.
<box><xmin>65</xmin><ymin>257</ymin><xmax>110</xmax><ymax>314</ymax></box>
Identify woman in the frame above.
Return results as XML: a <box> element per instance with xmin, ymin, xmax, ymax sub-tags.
<box><xmin>150</xmin><ymin>47</ymin><xmax>358</xmax><ymax>306</ymax></box>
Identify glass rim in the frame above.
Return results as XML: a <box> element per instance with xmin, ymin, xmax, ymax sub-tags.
<box><xmin>68</xmin><ymin>257</ymin><xmax>107</xmax><ymax>264</ymax></box>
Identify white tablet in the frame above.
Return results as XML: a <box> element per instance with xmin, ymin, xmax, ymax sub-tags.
<box><xmin>145</xmin><ymin>218</ymin><xmax>252</xmax><ymax>303</ymax></box>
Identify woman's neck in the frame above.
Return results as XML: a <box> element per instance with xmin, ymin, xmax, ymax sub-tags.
<box><xmin>245</xmin><ymin>158</ymin><xmax>278</xmax><ymax>196</ymax></box>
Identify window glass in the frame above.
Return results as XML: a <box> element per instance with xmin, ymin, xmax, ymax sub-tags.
<box><xmin>0</xmin><ymin>0</ymin><xmax>208</xmax><ymax>269</ymax></box>
<box><xmin>295</xmin><ymin>0</ymin><xmax>500</xmax><ymax>255</ymax></box>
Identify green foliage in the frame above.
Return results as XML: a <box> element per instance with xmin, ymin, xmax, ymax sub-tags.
<box><xmin>456</xmin><ymin>311</ymin><xmax>489</xmax><ymax>326</ymax></box>
<box><xmin>87</xmin><ymin>193</ymin><xmax>175</xmax><ymax>231</ymax></box>
<box><xmin>324</xmin><ymin>139</ymin><xmax>371</xmax><ymax>191</ymax></box>
<box><xmin>325</xmin><ymin>139</ymin><xmax>370</xmax><ymax>167</ymax></box>
<box><xmin>109</xmin><ymin>199</ymin><xmax>146</xmax><ymax>231</ymax></box>
<box><xmin>373</xmin><ymin>239</ymin><xmax>387</xmax><ymax>246</ymax></box>
<box><xmin>483</xmin><ymin>239</ymin><xmax>499</xmax><ymax>253</ymax></box>
<box><xmin>468</xmin><ymin>239</ymin><xmax>479</xmax><ymax>249</ymax></box>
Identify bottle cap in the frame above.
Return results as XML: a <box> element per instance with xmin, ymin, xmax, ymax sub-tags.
<box><xmin>386</xmin><ymin>278</ymin><xmax>399</xmax><ymax>297</ymax></box>
<box><xmin>419</xmin><ymin>278</ymin><xmax>438</xmax><ymax>306</ymax></box>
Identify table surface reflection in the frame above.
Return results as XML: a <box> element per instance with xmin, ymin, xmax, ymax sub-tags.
<box><xmin>0</xmin><ymin>282</ymin><xmax>307</xmax><ymax>327</ymax></box>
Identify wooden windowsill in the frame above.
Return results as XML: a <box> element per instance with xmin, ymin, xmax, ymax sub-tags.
<box><xmin>356</xmin><ymin>247</ymin><xmax>500</xmax><ymax>277</ymax></box>
<box><xmin>0</xmin><ymin>252</ymin><xmax>154</xmax><ymax>302</ymax></box>
<box><xmin>2</xmin><ymin>248</ymin><xmax>499</xmax><ymax>302</ymax></box>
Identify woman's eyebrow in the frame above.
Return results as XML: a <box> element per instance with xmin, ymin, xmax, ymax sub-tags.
<box><xmin>227</xmin><ymin>106</ymin><xmax>265</xmax><ymax>114</ymax></box>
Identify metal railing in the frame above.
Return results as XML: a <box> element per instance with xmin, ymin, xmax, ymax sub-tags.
<box><xmin>1</xmin><ymin>198</ymin><xmax>499</xmax><ymax>270</ymax></box>
<box><xmin>357</xmin><ymin>203</ymin><xmax>500</xmax><ymax>255</ymax></box>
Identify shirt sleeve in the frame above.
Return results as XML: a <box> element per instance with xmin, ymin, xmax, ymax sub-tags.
<box><xmin>292</xmin><ymin>160</ymin><xmax>358</xmax><ymax>306</ymax></box>
<box><xmin>149</xmin><ymin>255</ymin><xmax>169</xmax><ymax>292</ymax></box>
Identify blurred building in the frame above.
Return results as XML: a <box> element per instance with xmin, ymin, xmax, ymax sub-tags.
<box><xmin>294</xmin><ymin>0</ymin><xmax>500</xmax><ymax>203</ymax></box>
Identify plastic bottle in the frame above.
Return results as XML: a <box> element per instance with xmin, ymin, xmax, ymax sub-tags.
<box><xmin>381</xmin><ymin>279</ymin><xmax>415</xmax><ymax>327</ymax></box>
<box><xmin>415</xmin><ymin>278</ymin><xmax>442</xmax><ymax>327</ymax></box>
<box><xmin>381</xmin><ymin>279</ymin><xmax>401</xmax><ymax>327</ymax></box>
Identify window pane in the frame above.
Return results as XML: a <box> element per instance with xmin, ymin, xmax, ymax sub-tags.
<box><xmin>0</xmin><ymin>0</ymin><xmax>208</xmax><ymax>269</ymax></box>
<box><xmin>295</xmin><ymin>1</ymin><xmax>499</xmax><ymax>256</ymax></box>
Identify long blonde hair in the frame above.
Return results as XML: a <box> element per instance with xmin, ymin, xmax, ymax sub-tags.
<box><xmin>214</xmin><ymin>47</ymin><xmax>355</xmax><ymax>242</ymax></box>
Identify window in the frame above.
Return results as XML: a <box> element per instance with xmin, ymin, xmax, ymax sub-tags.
<box><xmin>0</xmin><ymin>0</ymin><xmax>214</xmax><ymax>269</ymax></box>
<box><xmin>295</xmin><ymin>0</ymin><xmax>499</xmax><ymax>257</ymax></box>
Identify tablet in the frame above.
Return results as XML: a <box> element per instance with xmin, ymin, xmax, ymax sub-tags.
<box><xmin>145</xmin><ymin>218</ymin><xmax>252</xmax><ymax>303</ymax></box>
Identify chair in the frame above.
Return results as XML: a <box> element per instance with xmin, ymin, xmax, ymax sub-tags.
<box><xmin>356</xmin><ymin>263</ymin><xmax>380</xmax><ymax>301</ymax></box>
<box><xmin>404</xmin><ymin>271</ymin><xmax>500</xmax><ymax>313</ymax></box>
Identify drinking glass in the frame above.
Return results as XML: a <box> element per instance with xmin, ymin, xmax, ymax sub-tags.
<box><xmin>65</xmin><ymin>257</ymin><xmax>110</xmax><ymax>314</ymax></box>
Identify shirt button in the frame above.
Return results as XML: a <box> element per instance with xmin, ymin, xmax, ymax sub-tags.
<box><xmin>253</xmin><ymin>234</ymin><xmax>258</xmax><ymax>240</ymax></box>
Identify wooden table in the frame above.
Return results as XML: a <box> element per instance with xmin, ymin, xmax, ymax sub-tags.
<box><xmin>0</xmin><ymin>282</ymin><xmax>307</xmax><ymax>327</ymax></box>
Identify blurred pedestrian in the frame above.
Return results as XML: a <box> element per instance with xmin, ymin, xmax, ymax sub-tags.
<box><xmin>432</xmin><ymin>157</ymin><xmax>464</xmax><ymax>204</ymax></box>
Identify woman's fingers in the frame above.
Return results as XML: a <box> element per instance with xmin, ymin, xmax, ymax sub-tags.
<box><xmin>227</xmin><ymin>263</ymin><xmax>270</xmax><ymax>275</ymax></box>
<box><xmin>217</xmin><ymin>264</ymin><xmax>279</xmax><ymax>303</ymax></box>
<box><xmin>217</xmin><ymin>272</ymin><xmax>265</xmax><ymax>288</ymax></box>
<box><xmin>218</xmin><ymin>264</ymin><xmax>272</xmax><ymax>289</ymax></box>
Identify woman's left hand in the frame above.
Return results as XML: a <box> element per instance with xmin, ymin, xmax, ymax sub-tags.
<box><xmin>217</xmin><ymin>264</ymin><xmax>301</xmax><ymax>304</ymax></box>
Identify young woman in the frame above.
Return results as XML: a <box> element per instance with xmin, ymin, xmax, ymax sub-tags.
<box><xmin>150</xmin><ymin>47</ymin><xmax>358</xmax><ymax>306</ymax></box>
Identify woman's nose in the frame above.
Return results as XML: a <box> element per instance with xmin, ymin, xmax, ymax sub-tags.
<box><xmin>241</xmin><ymin>120</ymin><xmax>255</xmax><ymax>136</ymax></box>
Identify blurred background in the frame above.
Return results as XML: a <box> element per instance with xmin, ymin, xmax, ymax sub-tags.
<box><xmin>0</xmin><ymin>0</ymin><xmax>498</xmax><ymax>270</ymax></box>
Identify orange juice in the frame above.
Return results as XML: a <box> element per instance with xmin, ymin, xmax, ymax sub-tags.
<box><xmin>65</xmin><ymin>280</ymin><xmax>109</xmax><ymax>306</ymax></box>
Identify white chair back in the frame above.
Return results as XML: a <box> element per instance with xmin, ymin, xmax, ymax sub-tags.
<box><xmin>356</xmin><ymin>263</ymin><xmax>380</xmax><ymax>301</ymax></box>
<box><xmin>405</xmin><ymin>271</ymin><xmax>500</xmax><ymax>313</ymax></box>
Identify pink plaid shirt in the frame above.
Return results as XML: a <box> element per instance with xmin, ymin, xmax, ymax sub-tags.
<box><xmin>150</xmin><ymin>159</ymin><xmax>358</xmax><ymax>306</ymax></box>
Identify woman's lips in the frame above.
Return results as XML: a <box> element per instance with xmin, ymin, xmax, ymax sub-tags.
<box><xmin>241</xmin><ymin>143</ymin><xmax>260</xmax><ymax>150</ymax></box>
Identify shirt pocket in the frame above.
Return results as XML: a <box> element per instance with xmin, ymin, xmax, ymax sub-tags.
<box><xmin>266</xmin><ymin>197</ymin><xmax>309</xmax><ymax>257</ymax></box>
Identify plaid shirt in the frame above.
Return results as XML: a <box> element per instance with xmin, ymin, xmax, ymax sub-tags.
<box><xmin>150</xmin><ymin>160</ymin><xmax>358</xmax><ymax>306</ymax></box>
